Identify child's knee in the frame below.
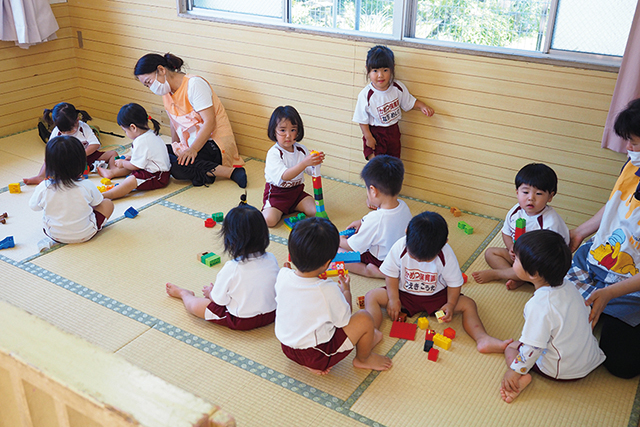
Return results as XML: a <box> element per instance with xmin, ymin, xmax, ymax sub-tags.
<box><xmin>365</xmin><ymin>287</ymin><xmax>386</xmax><ymax>305</ymax></box>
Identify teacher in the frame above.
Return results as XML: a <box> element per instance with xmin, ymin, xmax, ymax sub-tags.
<box><xmin>134</xmin><ymin>53</ymin><xmax>246</xmax><ymax>188</ymax></box>
<box><xmin>567</xmin><ymin>98</ymin><xmax>640</xmax><ymax>379</ymax></box>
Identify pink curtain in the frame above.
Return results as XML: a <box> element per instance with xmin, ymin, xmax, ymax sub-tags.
<box><xmin>0</xmin><ymin>0</ymin><xmax>58</xmax><ymax>48</ymax></box>
<box><xmin>602</xmin><ymin>0</ymin><xmax>640</xmax><ymax>153</ymax></box>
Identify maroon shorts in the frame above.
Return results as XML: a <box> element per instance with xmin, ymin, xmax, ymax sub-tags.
<box><xmin>86</xmin><ymin>150</ymin><xmax>105</xmax><ymax>167</ymax></box>
<box><xmin>360</xmin><ymin>251</ymin><xmax>383</xmax><ymax>267</ymax></box>
<box><xmin>132</xmin><ymin>170</ymin><xmax>171</xmax><ymax>191</ymax></box>
<box><xmin>93</xmin><ymin>209</ymin><xmax>106</xmax><ymax>230</ymax></box>
<box><xmin>281</xmin><ymin>327</ymin><xmax>353</xmax><ymax>371</ymax></box>
<box><xmin>206</xmin><ymin>301</ymin><xmax>275</xmax><ymax>331</ymax></box>
<box><xmin>262</xmin><ymin>183</ymin><xmax>310</xmax><ymax>215</ymax></box>
<box><xmin>397</xmin><ymin>287</ymin><xmax>449</xmax><ymax>317</ymax></box>
<box><xmin>363</xmin><ymin>123</ymin><xmax>401</xmax><ymax>159</ymax></box>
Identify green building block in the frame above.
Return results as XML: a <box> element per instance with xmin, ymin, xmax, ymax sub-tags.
<box><xmin>200</xmin><ymin>252</ymin><xmax>221</xmax><ymax>267</ymax></box>
<box><xmin>212</xmin><ymin>212</ymin><xmax>224</xmax><ymax>222</ymax></box>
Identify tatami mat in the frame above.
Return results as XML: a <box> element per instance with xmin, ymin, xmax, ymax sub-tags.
<box><xmin>2</xmin><ymin>127</ymin><xmax>639</xmax><ymax>426</ymax></box>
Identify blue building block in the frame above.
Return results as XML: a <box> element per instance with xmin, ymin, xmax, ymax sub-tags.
<box><xmin>0</xmin><ymin>236</ymin><xmax>15</xmax><ymax>249</ymax></box>
<box><xmin>339</xmin><ymin>228</ymin><xmax>356</xmax><ymax>238</ymax></box>
<box><xmin>284</xmin><ymin>213</ymin><xmax>306</xmax><ymax>231</ymax></box>
<box><xmin>332</xmin><ymin>251</ymin><xmax>360</xmax><ymax>263</ymax></box>
<box><xmin>124</xmin><ymin>207</ymin><xmax>138</xmax><ymax>218</ymax></box>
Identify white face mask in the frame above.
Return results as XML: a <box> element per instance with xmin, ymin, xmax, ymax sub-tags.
<box><xmin>149</xmin><ymin>72</ymin><xmax>171</xmax><ymax>96</ymax></box>
<box><xmin>628</xmin><ymin>150</ymin><xmax>640</xmax><ymax>167</ymax></box>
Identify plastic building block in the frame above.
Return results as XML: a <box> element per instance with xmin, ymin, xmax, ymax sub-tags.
<box><xmin>425</xmin><ymin>329</ymin><xmax>436</xmax><ymax>340</ymax></box>
<box><xmin>417</xmin><ymin>317</ymin><xmax>429</xmax><ymax>330</ymax></box>
<box><xmin>212</xmin><ymin>212</ymin><xmax>224</xmax><ymax>222</ymax></box>
<box><xmin>284</xmin><ymin>213</ymin><xmax>306</xmax><ymax>231</ymax></box>
<box><xmin>100</xmin><ymin>178</ymin><xmax>112</xmax><ymax>185</ymax></box>
<box><xmin>462</xmin><ymin>272</ymin><xmax>468</xmax><ymax>284</ymax></box>
<box><xmin>397</xmin><ymin>312</ymin><xmax>407</xmax><ymax>322</ymax></box>
<box><xmin>435</xmin><ymin>310</ymin><xmax>445</xmax><ymax>323</ymax></box>
<box><xmin>450</xmin><ymin>207</ymin><xmax>462</xmax><ymax>217</ymax></box>
<box><xmin>8</xmin><ymin>183</ymin><xmax>21</xmax><ymax>194</ymax></box>
<box><xmin>320</xmin><ymin>262</ymin><xmax>349</xmax><ymax>278</ymax></box>
<box><xmin>357</xmin><ymin>295</ymin><xmax>365</xmax><ymax>309</ymax></box>
<box><xmin>424</xmin><ymin>340</ymin><xmax>434</xmax><ymax>352</ymax></box>
<box><xmin>433</xmin><ymin>333</ymin><xmax>452</xmax><ymax>350</ymax></box>
<box><xmin>443</xmin><ymin>327</ymin><xmax>456</xmax><ymax>340</ymax></box>
<box><xmin>332</xmin><ymin>251</ymin><xmax>361</xmax><ymax>263</ymax></box>
<box><xmin>97</xmin><ymin>185</ymin><xmax>114</xmax><ymax>193</ymax></box>
<box><xmin>389</xmin><ymin>321</ymin><xmax>417</xmax><ymax>340</ymax></box>
<box><xmin>204</xmin><ymin>218</ymin><xmax>216</xmax><ymax>228</ymax></box>
<box><xmin>339</xmin><ymin>228</ymin><xmax>356</xmax><ymax>238</ymax></box>
<box><xmin>124</xmin><ymin>207</ymin><xmax>138</xmax><ymax>218</ymax></box>
<box><xmin>0</xmin><ymin>236</ymin><xmax>15</xmax><ymax>249</ymax></box>
<box><xmin>457</xmin><ymin>221</ymin><xmax>474</xmax><ymax>235</ymax></box>
<box><xmin>428</xmin><ymin>348</ymin><xmax>439</xmax><ymax>361</ymax></box>
<box><xmin>514</xmin><ymin>218</ymin><xmax>526</xmax><ymax>241</ymax></box>
<box><xmin>200</xmin><ymin>252</ymin><xmax>221</xmax><ymax>267</ymax></box>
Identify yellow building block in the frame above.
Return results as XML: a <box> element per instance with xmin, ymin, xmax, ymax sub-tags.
<box><xmin>435</xmin><ymin>310</ymin><xmax>445</xmax><ymax>323</ymax></box>
<box><xmin>417</xmin><ymin>317</ymin><xmax>429</xmax><ymax>330</ymax></box>
<box><xmin>8</xmin><ymin>183</ymin><xmax>21</xmax><ymax>194</ymax></box>
<box><xmin>433</xmin><ymin>333</ymin><xmax>452</xmax><ymax>350</ymax></box>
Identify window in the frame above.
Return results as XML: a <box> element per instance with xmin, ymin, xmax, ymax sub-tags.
<box><xmin>183</xmin><ymin>0</ymin><xmax>636</xmax><ymax>62</ymax></box>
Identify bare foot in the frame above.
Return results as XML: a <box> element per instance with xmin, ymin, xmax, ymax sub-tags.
<box><xmin>472</xmin><ymin>269</ymin><xmax>500</xmax><ymax>283</ymax></box>
<box><xmin>476</xmin><ymin>336</ymin><xmax>514</xmax><ymax>354</ymax></box>
<box><xmin>23</xmin><ymin>176</ymin><xmax>44</xmax><ymax>185</ymax></box>
<box><xmin>305</xmin><ymin>366</ymin><xmax>331</xmax><ymax>375</ymax></box>
<box><xmin>500</xmin><ymin>373</ymin><xmax>532</xmax><ymax>403</ymax></box>
<box><xmin>506</xmin><ymin>279</ymin><xmax>527</xmax><ymax>290</ymax></box>
<box><xmin>353</xmin><ymin>353</ymin><xmax>392</xmax><ymax>371</ymax></box>
<box><xmin>372</xmin><ymin>329</ymin><xmax>383</xmax><ymax>348</ymax></box>
<box><xmin>97</xmin><ymin>166</ymin><xmax>114</xmax><ymax>179</ymax></box>
<box><xmin>166</xmin><ymin>282</ymin><xmax>195</xmax><ymax>299</ymax></box>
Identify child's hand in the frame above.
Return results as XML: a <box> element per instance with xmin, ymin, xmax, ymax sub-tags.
<box><xmin>501</xmin><ymin>369</ymin><xmax>522</xmax><ymax>393</ymax></box>
<box><xmin>386</xmin><ymin>298</ymin><xmax>402</xmax><ymax>322</ymax></box>
<box><xmin>347</xmin><ymin>220</ymin><xmax>362</xmax><ymax>232</ymax></box>
<box><xmin>304</xmin><ymin>151</ymin><xmax>324</xmax><ymax>167</ymax></box>
<box><xmin>202</xmin><ymin>283</ymin><xmax>213</xmax><ymax>298</ymax></box>
<box><xmin>365</xmin><ymin>135</ymin><xmax>377</xmax><ymax>150</ymax></box>
<box><xmin>509</xmin><ymin>248</ymin><xmax>516</xmax><ymax>262</ymax></box>
<box><xmin>440</xmin><ymin>302</ymin><xmax>455</xmax><ymax>322</ymax></box>
<box><xmin>421</xmin><ymin>105</ymin><xmax>435</xmax><ymax>117</ymax></box>
<box><xmin>114</xmin><ymin>159</ymin><xmax>125</xmax><ymax>168</ymax></box>
<box><xmin>338</xmin><ymin>272</ymin><xmax>351</xmax><ymax>292</ymax></box>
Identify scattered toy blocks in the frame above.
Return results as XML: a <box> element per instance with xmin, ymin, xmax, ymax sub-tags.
<box><xmin>435</xmin><ymin>310</ymin><xmax>445</xmax><ymax>323</ymax></box>
<box><xmin>97</xmin><ymin>185</ymin><xmax>114</xmax><ymax>193</ymax></box>
<box><xmin>424</xmin><ymin>340</ymin><xmax>434</xmax><ymax>352</ymax></box>
<box><xmin>443</xmin><ymin>327</ymin><xmax>456</xmax><ymax>340</ymax></box>
<box><xmin>284</xmin><ymin>213</ymin><xmax>306</xmax><ymax>231</ymax></box>
<box><xmin>100</xmin><ymin>178</ymin><xmax>112</xmax><ymax>185</ymax></box>
<box><xmin>212</xmin><ymin>212</ymin><xmax>224</xmax><ymax>222</ymax></box>
<box><xmin>417</xmin><ymin>317</ymin><xmax>429</xmax><ymax>330</ymax></box>
<box><xmin>124</xmin><ymin>207</ymin><xmax>138</xmax><ymax>218</ymax></box>
<box><xmin>462</xmin><ymin>272</ymin><xmax>468</xmax><ymax>284</ymax></box>
<box><xmin>450</xmin><ymin>207</ymin><xmax>461</xmax><ymax>217</ymax></box>
<box><xmin>397</xmin><ymin>312</ymin><xmax>407</xmax><ymax>322</ymax></box>
<box><xmin>428</xmin><ymin>348</ymin><xmax>439</xmax><ymax>361</ymax></box>
<box><xmin>514</xmin><ymin>218</ymin><xmax>526</xmax><ymax>241</ymax></box>
<box><xmin>200</xmin><ymin>252</ymin><xmax>221</xmax><ymax>267</ymax></box>
<box><xmin>204</xmin><ymin>218</ymin><xmax>216</xmax><ymax>228</ymax></box>
<box><xmin>321</xmin><ymin>261</ymin><xmax>349</xmax><ymax>278</ymax></box>
<box><xmin>425</xmin><ymin>329</ymin><xmax>436</xmax><ymax>340</ymax></box>
<box><xmin>457</xmin><ymin>221</ymin><xmax>474</xmax><ymax>235</ymax></box>
<box><xmin>433</xmin><ymin>333</ymin><xmax>452</xmax><ymax>350</ymax></box>
<box><xmin>389</xmin><ymin>321</ymin><xmax>417</xmax><ymax>340</ymax></box>
<box><xmin>332</xmin><ymin>251</ymin><xmax>361</xmax><ymax>263</ymax></box>
<box><xmin>0</xmin><ymin>236</ymin><xmax>15</xmax><ymax>249</ymax></box>
<box><xmin>8</xmin><ymin>183</ymin><xmax>21</xmax><ymax>194</ymax></box>
<box><xmin>357</xmin><ymin>295</ymin><xmax>365</xmax><ymax>309</ymax></box>
<box><xmin>339</xmin><ymin>228</ymin><xmax>356</xmax><ymax>238</ymax></box>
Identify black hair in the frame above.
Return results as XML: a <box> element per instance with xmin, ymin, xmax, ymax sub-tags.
<box><xmin>513</xmin><ymin>229</ymin><xmax>571</xmax><ymax>287</ymax></box>
<box><xmin>267</xmin><ymin>106</ymin><xmax>305</xmax><ymax>143</ymax></box>
<box><xmin>117</xmin><ymin>103</ymin><xmax>161</xmax><ymax>136</ymax></box>
<box><xmin>288</xmin><ymin>217</ymin><xmax>339</xmax><ymax>273</ymax></box>
<box><xmin>614</xmin><ymin>98</ymin><xmax>640</xmax><ymax>141</ymax></box>
<box><xmin>220</xmin><ymin>204</ymin><xmax>270</xmax><ymax>261</ymax></box>
<box><xmin>134</xmin><ymin>53</ymin><xmax>184</xmax><ymax>76</ymax></box>
<box><xmin>366</xmin><ymin>45</ymin><xmax>395</xmax><ymax>80</ymax></box>
<box><xmin>42</xmin><ymin>102</ymin><xmax>91</xmax><ymax>133</ymax></box>
<box><xmin>515</xmin><ymin>163</ymin><xmax>558</xmax><ymax>195</ymax></box>
<box><xmin>406</xmin><ymin>211</ymin><xmax>448</xmax><ymax>261</ymax></box>
<box><xmin>361</xmin><ymin>154</ymin><xmax>404</xmax><ymax>196</ymax></box>
<box><xmin>45</xmin><ymin>136</ymin><xmax>87</xmax><ymax>189</ymax></box>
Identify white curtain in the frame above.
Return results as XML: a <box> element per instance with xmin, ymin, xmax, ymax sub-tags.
<box><xmin>1</xmin><ymin>0</ymin><xmax>59</xmax><ymax>48</ymax></box>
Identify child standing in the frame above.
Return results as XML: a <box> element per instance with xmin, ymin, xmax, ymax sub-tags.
<box><xmin>262</xmin><ymin>106</ymin><xmax>324</xmax><ymax>227</ymax></box>
<box><xmin>353</xmin><ymin>45</ymin><xmax>434</xmax><ymax>160</ymax></box>
<box><xmin>98</xmin><ymin>104</ymin><xmax>171</xmax><ymax>200</ymax></box>
<box><xmin>275</xmin><ymin>217</ymin><xmax>392</xmax><ymax>375</ymax></box>
<box><xmin>24</xmin><ymin>103</ymin><xmax>117</xmax><ymax>185</ymax></box>
<box><xmin>500</xmin><ymin>230</ymin><xmax>605</xmax><ymax>403</ymax></box>
<box><xmin>472</xmin><ymin>163</ymin><xmax>570</xmax><ymax>289</ymax></box>
<box><xmin>29</xmin><ymin>136</ymin><xmax>114</xmax><ymax>244</ymax></box>
<box><xmin>166</xmin><ymin>204</ymin><xmax>280</xmax><ymax>330</ymax></box>
<box><xmin>339</xmin><ymin>155</ymin><xmax>412</xmax><ymax>278</ymax></box>
<box><xmin>366</xmin><ymin>211</ymin><xmax>511</xmax><ymax>353</ymax></box>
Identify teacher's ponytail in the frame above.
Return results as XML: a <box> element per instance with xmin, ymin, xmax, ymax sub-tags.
<box><xmin>134</xmin><ymin>52</ymin><xmax>184</xmax><ymax>76</ymax></box>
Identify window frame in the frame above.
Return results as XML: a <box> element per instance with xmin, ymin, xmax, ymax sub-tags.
<box><xmin>177</xmin><ymin>0</ymin><xmax>624</xmax><ymax>71</ymax></box>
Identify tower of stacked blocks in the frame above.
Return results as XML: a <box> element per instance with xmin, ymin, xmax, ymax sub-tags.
<box><xmin>311</xmin><ymin>151</ymin><xmax>329</xmax><ymax>220</ymax></box>
<box><xmin>514</xmin><ymin>218</ymin><xmax>526</xmax><ymax>241</ymax></box>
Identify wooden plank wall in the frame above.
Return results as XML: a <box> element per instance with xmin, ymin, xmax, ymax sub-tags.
<box><xmin>6</xmin><ymin>0</ymin><xmax>628</xmax><ymax>227</ymax></box>
<box><xmin>0</xmin><ymin>3</ymin><xmax>79</xmax><ymax>136</ymax></box>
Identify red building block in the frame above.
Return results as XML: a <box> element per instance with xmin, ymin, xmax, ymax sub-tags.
<box><xmin>462</xmin><ymin>272</ymin><xmax>468</xmax><ymax>284</ymax></box>
<box><xmin>204</xmin><ymin>218</ymin><xmax>216</xmax><ymax>228</ymax></box>
<box><xmin>428</xmin><ymin>348</ymin><xmax>439</xmax><ymax>361</ymax></box>
<box><xmin>357</xmin><ymin>296</ymin><xmax>365</xmax><ymax>309</ymax></box>
<box><xmin>389</xmin><ymin>322</ymin><xmax>417</xmax><ymax>340</ymax></box>
<box><xmin>443</xmin><ymin>327</ymin><xmax>456</xmax><ymax>340</ymax></box>
<box><xmin>425</xmin><ymin>329</ymin><xmax>436</xmax><ymax>340</ymax></box>
<box><xmin>397</xmin><ymin>312</ymin><xmax>407</xmax><ymax>322</ymax></box>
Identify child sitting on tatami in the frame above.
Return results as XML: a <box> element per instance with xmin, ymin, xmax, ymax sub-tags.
<box><xmin>339</xmin><ymin>155</ymin><xmax>412</xmax><ymax>278</ymax></box>
<box><xmin>472</xmin><ymin>163</ymin><xmax>570</xmax><ymax>289</ymax></box>
<box><xmin>365</xmin><ymin>211</ymin><xmax>512</xmax><ymax>353</ymax></box>
<box><xmin>166</xmin><ymin>204</ymin><xmax>280</xmax><ymax>330</ymax></box>
<box><xmin>275</xmin><ymin>217</ymin><xmax>392</xmax><ymax>375</ymax></box>
<box><xmin>500</xmin><ymin>230</ymin><xmax>605</xmax><ymax>403</ymax></box>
